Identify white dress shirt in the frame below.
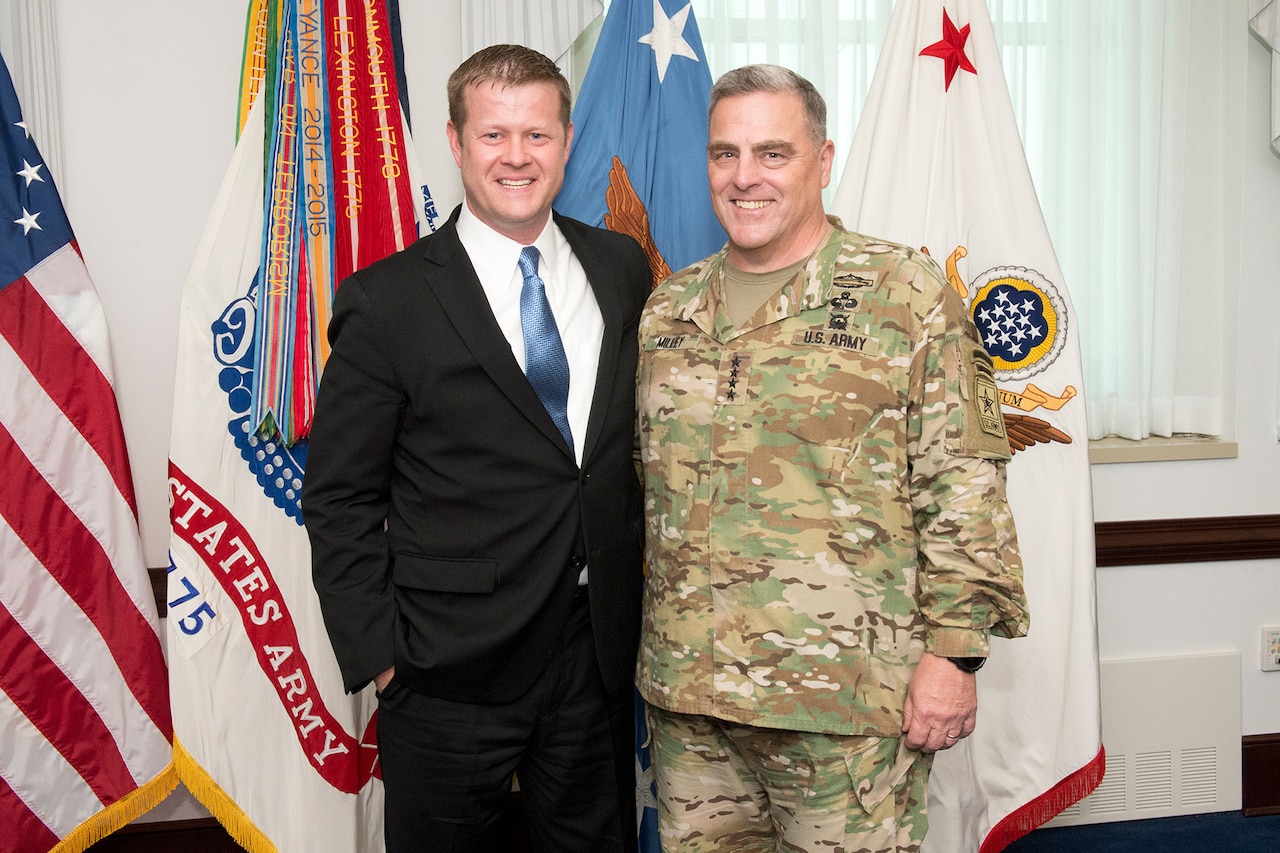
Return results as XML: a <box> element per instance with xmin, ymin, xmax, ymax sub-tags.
<box><xmin>456</xmin><ymin>204</ymin><xmax>603</xmax><ymax>469</ymax></box>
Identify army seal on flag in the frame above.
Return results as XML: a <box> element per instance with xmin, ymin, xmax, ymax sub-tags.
<box><xmin>212</xmin><ymin>278</ymin><xmax>307</xmax><ymax>523</ymax></box>
<box><xmin>967</xmin><ymin>265</ymin><xmax>1067</xmax><ymax>381</ymax></box>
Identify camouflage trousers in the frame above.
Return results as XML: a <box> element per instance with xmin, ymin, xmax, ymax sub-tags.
<box><xmin>645</xmin><ymin>704</ymin><xmax>933</xmax><ymax>853</ymax></box>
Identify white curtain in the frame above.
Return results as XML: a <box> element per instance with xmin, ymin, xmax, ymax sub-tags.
<box><xmin>461</xmin><ymin>0</ymin><xmax>603</xmax><ymax>62</ymax></box>
<box><xmin>2</xmin><ymin>0</ymin><xmax>66</xmax><ymax>196</ymax></box>
<box><xmin>1252</xmin><ymin>0</ymin><xmax>1280</xmax><ymax>441</ymax></box>
<box><xmin>988</xmin><ymin>0</ymin><xmax>1245</xmax><ymax>441</ymax></box>
<box><xmin>574</xmin><ymin>0</ymin><xmax>1248</xmax><ymax>441</ymax></box>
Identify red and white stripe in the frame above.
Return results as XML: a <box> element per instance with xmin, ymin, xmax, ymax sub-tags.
<box><xmin>0</xmin><ymin>243</ymin><xmax>172</xmax><ymax>851</ymax></box>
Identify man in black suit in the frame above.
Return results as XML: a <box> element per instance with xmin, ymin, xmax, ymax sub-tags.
<box><xmin>302</xmin><ymin>44</ymin><xmax>649</xmax><ymax>853</ymax></box>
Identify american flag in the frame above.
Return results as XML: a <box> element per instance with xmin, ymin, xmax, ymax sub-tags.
<box><xmin>0</xmin><ymin>53</ymin><xmax>175</xmax><ymax>853</ymax></box>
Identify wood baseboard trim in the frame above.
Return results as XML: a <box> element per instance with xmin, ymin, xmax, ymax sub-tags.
<box><xmin>85</xmin><ymin>818</ymin><xmax>241</xmax><ymax>852</ymax></box>
<box><xmin>1243</xmin><ymin>733</ymin><xmax>1280</xmax><ymax>817</ymax></box>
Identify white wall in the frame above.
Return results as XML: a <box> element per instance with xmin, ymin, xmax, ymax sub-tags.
<box><xmin>1089</xmin><ymin>28</ymin><xmax>1280</xmax><ymax>738</ymax></box>
<box><xmin>52</xmin><ymin>2</ymin><xmax>246</xmax><ymax>562</ymax></box>
<box><xmin>2</xmin><ymin>0</ymin><xmax>1279</xmax><ymax>808</ymax></box>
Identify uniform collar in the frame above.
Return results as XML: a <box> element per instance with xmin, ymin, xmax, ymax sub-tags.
<box><xmin>671</xmin><ymin>215</ymin><xmax>850</xmax><ymax>342</ymax></box>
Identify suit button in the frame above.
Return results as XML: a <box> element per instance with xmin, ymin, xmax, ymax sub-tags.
<box><xmin>568</xmin><ymin>555</ymin><xmax>586</xmax><ymax>570</ymax></box>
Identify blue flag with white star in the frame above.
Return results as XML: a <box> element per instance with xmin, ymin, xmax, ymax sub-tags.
<box><xmin>556</xmin><ymin>0</ymin><xmax>724</xmax><ymax>277</ymax></box>
<box><xmin>557</xmin><ymin>5</ymin><xmax>723</xmax><ymax>849</ymax></box>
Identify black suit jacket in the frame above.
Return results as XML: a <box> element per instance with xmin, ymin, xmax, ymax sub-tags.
<box><xmin>303</xmin><ymin>207</ymin><xmax>648</xmax><ymax>703</ymax></box>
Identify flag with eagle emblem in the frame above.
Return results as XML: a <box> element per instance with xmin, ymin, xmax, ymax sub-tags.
<box><xmin>555</xmin><ymin>1</ymin><xmax>725</xmax><ymax>849</ymax></box>
<box><xmin>556</xmin><ymin>0</ymin><xmax>725</xmax><ymax>286</ymax></box>
<box><xmin>832</xmin><ymin>1</ymin><xmax>1104</xmax><ymax>850</ymax></box>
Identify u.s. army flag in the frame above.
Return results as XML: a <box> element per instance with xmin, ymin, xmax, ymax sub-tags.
<box><xmin>832</xmin><ymin>2</ymin><xmax>1104</xmax><ymax>850</ymax></box>
<box><xmin>167</xmin><ymin>3</ymin><xmax>422</xmax><ymax>850</ymax></box>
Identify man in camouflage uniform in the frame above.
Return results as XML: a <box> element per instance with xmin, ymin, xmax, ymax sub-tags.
<box><xmin>636</xmin><ymin>65</ymin><xmax>1029</xmax><ymax>853</ymax></box>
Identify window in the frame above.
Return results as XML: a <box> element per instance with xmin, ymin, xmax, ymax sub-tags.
<box><xmin>577</xmin><ymin>0</ymin><xmax>1247</xmax><ymax>442</ymax></box>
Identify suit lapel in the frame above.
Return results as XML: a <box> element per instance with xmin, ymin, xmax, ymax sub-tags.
<box><xmin>421</xmin><ymin>214</ymin><xmax>573</xmax><ymax>455</ymax></box>
<box><xmin>557</xmin><ymin>214</ymin><xmax>625</xmax><ymax>468</ymax></box>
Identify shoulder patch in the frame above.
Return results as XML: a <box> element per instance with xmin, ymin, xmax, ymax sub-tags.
<box><xmin>952</xmin><ymin>342</ymin><xmax>1012</xmax><ymax>460</ymax></box>
<box><xmin>972</xmin><ymin>355</ymin><xmax>1005</xmax><ymax>438</ymax></box>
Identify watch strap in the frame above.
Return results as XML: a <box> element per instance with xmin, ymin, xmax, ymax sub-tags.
<box><xmin>948</xmin><ymin>656</ymin><xmax>986</xmax><ymax>673</ymax></box>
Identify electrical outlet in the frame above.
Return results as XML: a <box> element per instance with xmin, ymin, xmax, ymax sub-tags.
<box><xmin>1263</xmin><ymin>627</ymin><xmax>1280</xmax><ymax>672</ymax></box>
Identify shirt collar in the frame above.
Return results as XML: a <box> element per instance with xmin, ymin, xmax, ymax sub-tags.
<box><xmin>457</xmin><ymin>204</ymin><xmax>559</xmax><ymax>292</ymax></box>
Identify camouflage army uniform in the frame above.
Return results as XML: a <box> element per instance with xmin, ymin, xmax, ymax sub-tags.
<box><xmin>636</xmin><ymin>217</ymin><xmax>1029</xmax><ymax>738</ymax></box>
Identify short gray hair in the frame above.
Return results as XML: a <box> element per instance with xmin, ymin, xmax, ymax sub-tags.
<box><xmin>709</xmin><ymin>64</ymin><xmax>827</xmax><ymax>150</ymax></box>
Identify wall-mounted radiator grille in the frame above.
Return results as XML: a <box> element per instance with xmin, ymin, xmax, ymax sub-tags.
<box><xmin>1046</xmin><ymin>652</ymin><xmax>1241</xmax><ymax>827</ymax></box>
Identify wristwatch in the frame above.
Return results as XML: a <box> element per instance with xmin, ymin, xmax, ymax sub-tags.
<box><xmin>948</xmin><ymin>656</ymin><xmax>986</xmax><ymax>673</ymax></box>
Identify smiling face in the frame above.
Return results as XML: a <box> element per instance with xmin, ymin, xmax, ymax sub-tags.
<box><xmin>707</xmin><ymin>89</ymin><xmax>834</xmax><ymax>272</ymax></box>
<box><xmin>447</xmin><ymin>80</ymin><xmax>572</xmax><ymax>245</ymax></box>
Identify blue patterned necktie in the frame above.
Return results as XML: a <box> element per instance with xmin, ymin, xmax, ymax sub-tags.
<box><xmin>518</xmin><ymin>246</ymin><xmax>573</xmax><ymax>450</ymax></box>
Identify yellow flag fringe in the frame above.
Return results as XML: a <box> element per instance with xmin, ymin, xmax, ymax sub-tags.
<box><xmin>174</xmin><ymin>737</ymin><xmax>280</xmax><ymax>853</ymax></box>
<box><xmin>48</xmin><ymin>761</ymin><xmax>179</xmax><ymax>853</ymax></box>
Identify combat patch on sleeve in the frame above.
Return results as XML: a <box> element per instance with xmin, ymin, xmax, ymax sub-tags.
<box><xmin>953</xmin><ymin>342</ymin><xmax>1013</xmax><ymax>460</ymax></box>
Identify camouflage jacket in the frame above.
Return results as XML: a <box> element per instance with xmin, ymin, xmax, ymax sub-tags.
<box><xmin>636</xmin><ymin>219</ymin><xmax>1029</xmax><ymax>736</ymax></box>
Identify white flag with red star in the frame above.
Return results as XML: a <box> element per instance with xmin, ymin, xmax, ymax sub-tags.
<box><xmin>833</xmin><ymin>2</ymin><xmax>1104</xmax><ymax>850</ymax></box>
